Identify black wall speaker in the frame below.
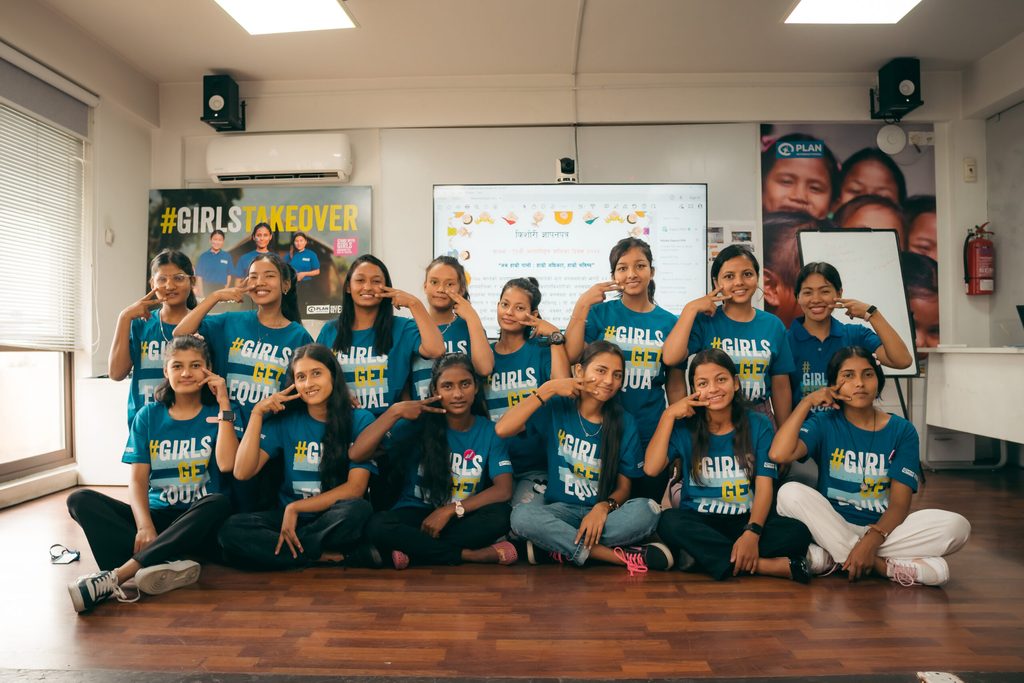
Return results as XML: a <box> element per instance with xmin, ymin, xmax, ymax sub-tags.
<box><xmin>201</xmin><ymin>74</ymin><xmax>245</xmax><ymax>131</ymax></box>
<box><xmin>871</xmin><ymin>58</ymin><xmax>922</xmax><ymax>121</ymax></box>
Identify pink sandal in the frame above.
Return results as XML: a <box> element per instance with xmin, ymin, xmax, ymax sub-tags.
<box><xmin>491</xmin><ymin>541</ymin><xmax>519</xmax><ymax>565</ymax></box>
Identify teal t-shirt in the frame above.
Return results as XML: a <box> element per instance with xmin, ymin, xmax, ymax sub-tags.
<box><xmin>798</xmin><ymin>410</ymin><xmax>921</xmax><ymax>526</ymax></box>
<box><xmin>484</xmin><ymin>338</ymin><xmax>553</xmax><ymax>474</ymax></box>
<box><xmin>122</xmin><ymin>401</ymin><xmax>244</xmax><ymax>509</ymax></box>
<box><xmin>126</xmin><ymin>315</ymin><xmax>209</xmax><ymax>427</ymax></box>
<box><xmin>584</xmin><ymin>299</ymin><xmax>677</xmax><ymax>444</ymax></box>
<box><xmin>688</xmin><ymin>307</ymin><xmax>795</xmax><ymax>404</ymax></box>
<box><xmin>411</xmin><ymin>316</ymin><xmax>473</xmax><ymax>400</ymax></box>
<box><xmin>202</xmin><ymin>310</ymin><xmax>313</xmax><ymax>422</ymax></box>
<box><xmin>259</xmin><ymin>408</ymin><xmax>377</xmax><ymax>509</ymax></box>
<box><xmin>386</xmin><ymin>415</ymin><xmax>513</xmax><ymax>509</ymax></box>
<box><xmin>531</xmin><ymin>395</ymin><xmax>643</xmax><ymax>506</ymax></box>
<box><xmin>316</xmin><ymin>316</ymin><xmax>422</xmax><ymax>415</ymax></box>
<box><xmin>668</xmin><ymin>411</ymin><xmax>777</xmax><ymax>515</ymax></box>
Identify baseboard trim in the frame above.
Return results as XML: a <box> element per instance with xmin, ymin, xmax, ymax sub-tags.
<box><xmin>0</xmin><ymin>465</ymin><xmax>78</xmax><ymax>510</ymax></box>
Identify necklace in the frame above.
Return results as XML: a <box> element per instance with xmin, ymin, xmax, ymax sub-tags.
<box><xmin>577</xmin><ymin>408</ymin><xmax>603</xmax><ymax>438</ymax></box>
<box><xmin>438</xmin><ymin>311</ymin><xmax>458</xmax><ymax>337</ymax></box>
<box><xmin>157</xmin><ymin>309</ymin><xmax>171</xmax><ymax>342</ymax></box>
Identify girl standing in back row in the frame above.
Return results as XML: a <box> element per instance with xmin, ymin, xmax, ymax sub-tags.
<box><xmin>663</xmin><ymin>245</ymin><xmax>795</xmax><ymax>427</ymax></box>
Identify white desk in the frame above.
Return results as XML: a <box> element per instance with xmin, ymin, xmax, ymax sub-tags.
<box><xmin>923</xmin><ymin>347</ymin><xmax>1024</xmax><ymax>468</ymax></box>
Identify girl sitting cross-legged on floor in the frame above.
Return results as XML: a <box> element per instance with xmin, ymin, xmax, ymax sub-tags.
<box><xmin>501</xmin><ymin>340</ymin><xmax>671</xmax><ymax>574</ymax></box>
<box><xmin>769</xmin><ymin>345</ymin><xmax>971</xmax><ymax>587</ymax></box>
<box><xmin>217</xmin><ymin>343</ymin><xmax>376</xmax><ymax>569</ymax></box>
<box><xmin>66</xmin><ymin>335</ymin><xmax>240</xmax><ymax>612</ymax></box>
<box><xmin>352</xmin><ymin>353</ymin><xmax>517</xmax><ymax>569</ymax></box>
<box><xmin>645</xmin><ymin>348</ymin><xmax>813</xmax><ymax>582</ymax></box>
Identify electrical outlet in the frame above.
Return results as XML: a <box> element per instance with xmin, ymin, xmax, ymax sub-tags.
<box><xmin>908</xmin><ymin>131</ymin><xmax>934</xmax><ymax>146</ymax></box>
<box><xmin>963</xmin><ymin>157</ymin><xmax>978</xmax><ymax>183</ymax></box>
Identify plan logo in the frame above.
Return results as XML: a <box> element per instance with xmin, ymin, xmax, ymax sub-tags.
<box><xmin>776</xmin><ymin>140</ymin><xmax>824</xmax><ymax>158</ymax></box>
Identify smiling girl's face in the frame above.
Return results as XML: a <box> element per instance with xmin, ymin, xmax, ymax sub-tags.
<box><xmin>691</xmin><ymin>361</ymin><xmax>738</xmax><ymax>411</ymax></box>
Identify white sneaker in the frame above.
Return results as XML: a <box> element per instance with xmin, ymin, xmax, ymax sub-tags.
<box><xmin>806</xmin><ymin>544</ymin><xmax>840</xmax><ymax>576</ymax></box>
<box><xmin>886</xmin><ymin>557</ymin><xmax>950</xmax><ymax>587</ymax></box>
<box><xmin>134</xmin><ymin>560</ymin><xmax>201</xmax><ymax>595</ymax></box>
<box><xmin>67</xmin><ymin>570</ymin><xmax>137</xmax><ymax>613</ymax></box>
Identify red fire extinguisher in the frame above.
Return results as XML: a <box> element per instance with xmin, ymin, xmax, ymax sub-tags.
<box><xmin>963</xmin><ymin>222</ymin><xmax>995</xmax><ymax>295</ymax></box>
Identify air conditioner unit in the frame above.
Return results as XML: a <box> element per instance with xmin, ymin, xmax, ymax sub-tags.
<box><xmin>206</xmin><ymin>133</ymin><xmax>352</xmax><ymax>184</ymax></box>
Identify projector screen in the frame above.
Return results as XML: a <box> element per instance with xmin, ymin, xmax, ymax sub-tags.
<box><xmin>433</xmin><ymin>184</ymin><xmax>708</xmax><ymax>338</ymax></box>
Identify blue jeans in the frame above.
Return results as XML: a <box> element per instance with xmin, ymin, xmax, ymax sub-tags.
<box><xmin>512</xmin><ymin>470</ymin><xmax>548</xmax><ymax>508</ymax></box>
<box><xmin>510</xmin><ymin>498</ymin><xmax>662</xmax><ymax>565</ymax></box>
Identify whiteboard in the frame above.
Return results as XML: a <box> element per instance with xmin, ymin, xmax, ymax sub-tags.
<box><xmin>798</xmin><ymin>229</ymin><xmax>919</xmax><ymax>377</ymax></box>
<box><xmin>434</xmin><ymin>184</ymin><xmax>707</xmax><ymax>337</ymax></box>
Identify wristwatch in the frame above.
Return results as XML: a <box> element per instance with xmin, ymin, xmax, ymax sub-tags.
<box><xmin>865</xmin><ymin>305</ymin><xmax>878</xmax><ymax>321</ymax></box>
<box><xmin>538</xmin><ymin>331</ymin><xmax>566</xmax><ymax>347</ymax></box>
<box><xmin>742</xmin><ymin>522</ymin><xmax>763</xmax><ymax>536</ymax></box>
<box><xmin>218</xmin><ymin>409</ymin><xmax>235</xmax><ymax>423</ymax></box>
<box><xmin>605</xmin><ymin>497</ymin><xmax>620</xmax><ymax>512</ymax></box>
<box><xmin>454</xmin><ymin>500</ymin><xmax>466</xmax><ymax>518</ymax></box>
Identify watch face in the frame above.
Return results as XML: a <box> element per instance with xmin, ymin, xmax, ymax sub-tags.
<box><xmin>220</xmin><ymin>410</ymin><xmax>234</xmax><ymax>421</ymax></box>
<box><xmin>208</xmin><ymin>94</ymin><xmax>225</xmax><ymax>112</ymax></box>
<box><xmin>549</xmin><ymin>331</ymin><xmax>565</xmax><ymax>344</ymax></box>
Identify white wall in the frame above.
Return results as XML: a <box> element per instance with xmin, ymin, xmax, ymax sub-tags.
<box><xmin>986</xmin><ymin>102</ymin><xmax>1024</xmax><ymax>347</ymax></box>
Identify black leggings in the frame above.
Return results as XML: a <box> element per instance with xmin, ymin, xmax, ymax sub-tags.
<box><xmin>657</xmin><ymin>507</ymin><xmax>811</xmax><ymax>580</ymax></box>
<box><xmin>366</xmin><ymin>503</ymin><xmax>511</xmax><ymax>567</ymax></box>
<box><xmin>218</xmin><ymin>499</ymin><xmax>373</xmax><ymax>570</ymax></box>
<box><xmin>66</xmin><ymin>488</ymin><xmax>230</xmax><ymax>571</ymax></box>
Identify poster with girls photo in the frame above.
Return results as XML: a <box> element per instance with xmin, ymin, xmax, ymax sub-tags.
<box><xmin>147</xmin><ymin>186</ymin><xmax>372</xmax><ymax>321</ymax></box>
<box><xmin>759</xmin><ymin>123</ymin><xmax>938</xmax><ymax>351</ymax></box>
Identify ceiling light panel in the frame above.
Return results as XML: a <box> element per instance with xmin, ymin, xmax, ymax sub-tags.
<box><xmin>214</xmin><ymin>0</ymin><xmax>357</xmax><ymax>35</ymax></box>
<box><xmin>785</xmin><ymin>0</ymin><xmax>923</xmax><ymax>24</ymax></box>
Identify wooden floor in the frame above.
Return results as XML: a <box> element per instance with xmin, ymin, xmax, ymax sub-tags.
<box><xmin>2</xmin><ymin>469</ymin><xmax>1023</xmax><ymax>681</ymax></box>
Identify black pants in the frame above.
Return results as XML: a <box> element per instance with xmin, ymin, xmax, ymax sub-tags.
<box><xmin>366</xmin><ymin>502</ymin><xmax>511</xmax><ymax>567</ymax></box>
<box><xmin>66</xmin><ymin>488</ymin><xmax>230</xmax><ymax>572</ymax></box>
<box><xmin>657</xmin><ymin>507</ymin><xmax>811</xmax><ymax>580</ymax></box>
<box><xmin>218</xmin><ymin>498</ymin><xmax>373</xmax><ymax>570</ymax></box>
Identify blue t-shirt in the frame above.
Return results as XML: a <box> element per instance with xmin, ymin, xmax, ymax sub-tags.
<box><xmin>234</xmin><ymin>250</ymin><xmax>269</xmax><ymax>280</ymax></box>
<box><xmin>259</xmin><ymin>408</ymin><xmax>377</xmax><ymax>509</ymax></box>
<box><xmin>317</xmin><ymin>316</ymin><xmax>422</xmax><ymax>415</ymax></box>
<box><xmin>787</xmin><ymin>316</ymin><xmax>883</xmax><ymax>404</ymax></box>
<box><xmin>585</xmin><ymin>299</ymin><xmax>677</xmax><ymax>444</ymax></box>
<box><xmin>126</xmin><ymin>315</ymin><xmax>209</xmax><ymax>427</ymax></box>
<box><xmin>195</xmin><ymin>249</ymin><xmax>233</xmax><ymax>286</ymax></box>
<box><xmin>122</xmin><ymin>402</ymin><xmax>243</xmax><ymax>509</ymax></box>
<box><xmin>484</xmin><ymin>338</ymin><xmax>553</xmax><ymax>474</ymax></box>
<box><xmin>798</xmin><ymin>410</ymin><xmax>921</xmax><ymax>525</ymax></box>
<box><xmin>287</xmin><ymin>249</ymin><xmax>321</xmax><ymax>279</ymax></box>
<box><xmin>202</xmin><ymin>310</ymin><xmax>313</xmax><ymax>421</ymax></box>
<box><xmin>411</xmin><ymin>316</ymin><xmax>474</xmax><ymax>401</ymax></box>
<box><xmin>668</xmin><ymin>412</ymin><xmax>777</xmax><ymax>515</ymax></box>
<box><xmin>386</xmin><ymin>415</ymin><xmax>513</xmax><ymax>509</ymax></box>
<box><xmin>531</xmin><ymin>395</ymin><xmax>643</xmax><ymax>506</ymax></box>
<box><xmin>688</xmin><ymin>307</ymin><xmax>795</xmax><ymax>404</ymax></box>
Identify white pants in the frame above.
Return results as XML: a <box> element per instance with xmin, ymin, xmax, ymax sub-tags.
<box><xmin>776</xmin><ymin>482</ymin><xmax>971</xmax><ymax>563</ymax></box>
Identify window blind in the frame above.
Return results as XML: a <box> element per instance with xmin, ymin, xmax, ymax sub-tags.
<box><xmin>0</xmin><ymin>102</ymin><xmax>84</xmax><ymax>350</ymax></box>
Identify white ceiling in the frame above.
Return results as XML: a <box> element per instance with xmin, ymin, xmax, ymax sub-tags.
<box><xmin>37</xmin><ymin>0</ymin><xmax>1024</xmax><ymax>84</ymax></box>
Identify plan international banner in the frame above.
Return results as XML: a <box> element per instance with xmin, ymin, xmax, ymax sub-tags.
<box><xmin>147</xmin><ymin>186</ymin><xmax>372</xmax><ymax>320</ymax></box>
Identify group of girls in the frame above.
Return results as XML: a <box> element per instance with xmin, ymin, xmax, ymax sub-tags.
<box><xmin>66</xmin><ymin>233</ymin><xmax>970</xmax><ymax>614</ymax></box>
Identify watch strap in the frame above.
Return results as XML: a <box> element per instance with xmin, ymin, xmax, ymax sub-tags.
<box><xmin>743</xmin><ymin>522</ymin><xmax>763</xmax><ymax>536</ymax></box>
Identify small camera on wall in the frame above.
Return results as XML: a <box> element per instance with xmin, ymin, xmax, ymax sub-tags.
<box><xmin>556</xmin><ymin>157</ymin><xmax>578</xmax><ymax>184</ymax></box>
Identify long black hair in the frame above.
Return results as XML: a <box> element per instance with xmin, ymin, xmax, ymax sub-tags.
<box><xmin>684</xmin><ymin>349</ymin><xmax>754</xmax><ymax>486</ymax></box>
<box><xmin>333</xmin><ymin>254</ymin><xmax>394</xmax><ymax>357</ymax></box>
<box><xmin>154</xmin><ymin>335</ymin><xmax>216</xmax><ymax>407</ymax></box>
<box><xmin>403</xmin><ymin>353</ymin><xmax>489</xmax><ymax>508</ymax></box>
<box><xmin>249</xmin><ymin>253</ymin><xmax>301</xmax><ymax>324</ymax></box>
<box><xmin>150</xmin><ymin>249</ymin><xmax>198</xmax><ymax>309</ymax></box>
<box><xmin>285</xmin><ymin>343</ymin><xmax>355</xmax><ymax>492</ymax></box>
<box><xmin>500</xmin><ymin>277</ymin><xmax>542</xmax><ymax>340</ymax></box>
<box><xmin>609</xmin><ymin>236</ymin><xmax>656</xmax><ymax>302</ymax></box>
<box><xmin>577</xmin><ymin>340</ymin><xmax>626</xmax><ymax>501</ymax></box>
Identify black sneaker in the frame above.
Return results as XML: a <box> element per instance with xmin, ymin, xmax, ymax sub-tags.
<box><xmin>67</xmin><ymin>570</ymin><xmax>136</xmax><ymax>613</ymax></box>
<box><xmin>343</xmin><ymin>542</ymin><xmax>383</xmax><ymax>568</ymax></box>
<box><xmin>635</xmin><ymin>542</ymin><xmax>674</xmax><ymax>571</ymax></box>
<box><xmin>789</xmin><ymin>555</ymin><xmax>812</xmax><ymax>584</ymax></box>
